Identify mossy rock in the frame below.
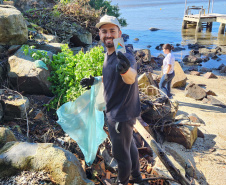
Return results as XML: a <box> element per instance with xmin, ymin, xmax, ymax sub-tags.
<box><xmin>0</xmin><ymin>127</ymin><xmax>17</xmax><ymax>149</ymax></box>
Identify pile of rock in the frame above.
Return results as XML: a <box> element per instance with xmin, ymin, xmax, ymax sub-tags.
<box><xmin>183</xmin><ymin>45</ymin><xmax>226</xmax><ymax>73</ymax></box>
<box><xmin>185</xmin><ymin>81</ymin><xmax>226</xmax><ymax>108</ymax></box>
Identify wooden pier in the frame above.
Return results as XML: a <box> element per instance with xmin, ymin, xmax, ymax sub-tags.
<box><xmin>182</xmin><ymin>5</ymin><xmax>226</xmax><ymax>34</ymax></box>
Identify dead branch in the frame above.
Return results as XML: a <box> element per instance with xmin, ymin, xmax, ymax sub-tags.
<box><xmin>134</xmin><ymin>119</ymin><xmax>191</xmax><ymax>185</ymax></box>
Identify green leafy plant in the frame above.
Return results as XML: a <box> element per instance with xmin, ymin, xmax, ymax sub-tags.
<box><xmin>21</xmin><ymin>44</ymin><xmax>104</xmax><ymax>109</ymax></box>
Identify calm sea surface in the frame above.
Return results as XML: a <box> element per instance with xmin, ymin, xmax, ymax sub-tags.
<box><xmin>111</xmin><ymin>0</ymin><xmax>226</xmax><ymax>68</ymax></box>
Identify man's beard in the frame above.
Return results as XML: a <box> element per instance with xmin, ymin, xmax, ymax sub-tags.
<box><xmin>104</xmin><ymin>37</ymin><xmax>114</xmax><ymax>48</ymax></box>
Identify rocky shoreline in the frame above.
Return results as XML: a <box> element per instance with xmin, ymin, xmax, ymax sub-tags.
<box><xmin>1</xmin><ymin>2</ymin><xmax>226</xmax><ymax>185</ymax></box>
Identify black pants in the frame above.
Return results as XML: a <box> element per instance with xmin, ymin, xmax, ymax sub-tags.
<box><xmin>106</xmin><ymin>118</ymin><xmax>141</xmax><ymax>185</ymax></box>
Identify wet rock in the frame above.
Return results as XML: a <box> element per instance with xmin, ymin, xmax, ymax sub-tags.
<box><xmin>171</xmin><ymin>62</ymin><xmax>187</xmax><ymax>88</ymax></box>
<box><xmin>140</xmin><ymin>49</ymin><xmax>151</xmax><ymax>63</ymax></box>
<box><xmin>200</xmin><ymin>67</ymin><xmax>212</xmax><ymax>72</ymax></box>
<box><xmin>149</xmin><ymin>27</ymin><xmax>160</xmax><ymax>31</ymax></box>
<box><xmin>0</xmin><ymin>127</ymin><xmax>17</xmax><ymax>148</ymax></box>
<box><xmin>155</xmin><ymin>44</ymin><xmax>164</xmax><ymax>50</ymax></box>
<box><xmin>189</xmin><ymin>49</ymin><xmax>199</xmax><ymax>56</ymax></box>
<box><xmin>0</xmin><ymin>5</ymin><xmax>28</xmax><ymax>45</ymax></box>
<box><xmin>147</xmin><ymin>45</ymin><xmax>151</xmax><ymax>48</ymax></box>
<box><xmin>201</xmin><ymin>56</ymin><xmax>210</xmax><ymax>62</ymax></box>
<box><xmin>135</xmin><ymin>50</ymin><xmax>145</xmax><ymax>58</ymax></box>
<box><xmin>188</xmin><ymin>43</ymin><xmax>205</xmax><ymax>49</ymax></box>
<box><xmin>203</xmin><ymin>72</ymin><xmax>218</xmax><ymax>79</ymax></box>
<box><xmin>134</xmin><ymin>38</ymin><xmax>139</xmax><ymax>41</ymax></box>
<box><xmin>185</xmin><ymin>82</ymin><xmax>207</xmax><ymax>100</ymax></box>
<box><xmin>157</xmin><ymin>53</ymin><xmax>165</xmax><ymax>58</ymax></box>
<box><xmin>152</xmin><ymin>57</ymin><xmax>163</xmax><ymax>68</ymax></box>
<box><xmin>188</xmin><ymin>66</ymin><xmax>198</xmax><ymax>71</ymax></box>
<box><xmin>182</xmin><ymin>55</ymin><xmax>202</xmax><ymax>65</ymax></box>
<box><xmin>216</xmin><ymin>58</ymin><xmax>222</xmax><ymax>61</ymax></box>
<box><xmin>150</xmin><ymin>57</ymin><xmax>158</xmax><ymax>69</ymax></box>
<box><xmin>122</xmin><ymin>34</ymin><xmax>129</xmax><ymax>41</ymax></box>
<box><xmin>126</xmin><ymin>44</ymin><xmax>134</xmax><ymax>50</ymax></box>
<box><xmin>220</xmin><ymin>66</ymin><xmax>226</xmax><ymax>73</ymax></box>
<box><xmin>211</xmin><ymin>55</ymin><xmax>220</xmax><ymax>60</ymax></box>
<box><xmin>188</xmin><ymin>44</ymin><xmax>199</xmax><ymax>49</ymax></box>
<box><xmin>199</xmin><ymin>48</ymin><xmax>217</xmax><ymax>56</ymax></box>
<box><xmin>0</xmin><ymin>141</ymin><xmax>94</xmax><ymax>185</ymax></box>
<box><xmin>215</xmin><ymin>46</ymin><xmax>226</xmax><ymax>54</ymax></box>
<box><xmin>172</xmin><ymin>46</ymin><xmax>185</xmax><ymax>52</ymax></box>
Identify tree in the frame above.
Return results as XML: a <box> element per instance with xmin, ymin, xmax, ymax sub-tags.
<box><xmin>89</xmin><ymin>0</ymin><xmax>127</xmax><ymax>27</ymax></box>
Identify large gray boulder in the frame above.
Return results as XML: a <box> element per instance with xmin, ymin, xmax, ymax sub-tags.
<box><xmin>185</xmin><ymin>82</ymin><xmax>207</xmax><ymax>100</ymax></box>
<box><xmin>8</xmin><ymin>48</ymin><xmax>53</xmax><ymax>96</ymax></box>
<box><xmin>0</xmin><ymin>127</ymin><xmax>17</xmax><ymax>149</ymax></box>
<box><xmin>0</xmin><ymin>141</ymin><xmax>94</xmax><ymax>185</ymax></box>
<box><xmin>171</xmin><ymin>62</ymin><xmax>187</xmax><ymax>88</ymax></box>
<box><xmin>0</xmin><ymin>5</ymin><xmax>28</xmax><ymax>45</ymax></box>
<box><xmin>182</xmin><ymin>55</ymin><xmax>202</xmax><ymax>65</ymax></box>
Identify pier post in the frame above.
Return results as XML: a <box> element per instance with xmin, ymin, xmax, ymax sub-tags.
<box><xmin>196</xmin><ymin>21</ymin><xmax>202</xmax><ymax>32</ymax></box>
<box><xmin>206</xmin><ymin>22</ymin><xmax>213</xmax><ymax>32</ymax></box>
<box><xmin>182</xmin><ymin>20</ymin><xmax>188</xmax><ymax>29</ymax></box>
<box><xmin>218</xmin><ymin>23</ymin><xmax>225</xmax><ymax>35</ymax></box>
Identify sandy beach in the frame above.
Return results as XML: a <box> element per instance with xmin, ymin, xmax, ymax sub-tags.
<box><xmin>153</xmin><ymin>69</ymin><xmax>226</xmax><ymax>185</ymax></box>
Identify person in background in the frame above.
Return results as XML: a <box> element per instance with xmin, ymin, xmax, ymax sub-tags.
<box><xmin>159</xmin><ymin>44</ymin><xmax>175</xmax><ymax>99</ymax></box>
<box><xmin>80</xmin><ymin>15</ymin><xmax>143</xmax><ymax>185</ymax></box>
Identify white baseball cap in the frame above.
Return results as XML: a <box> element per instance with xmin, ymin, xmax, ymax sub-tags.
<box><xmin>96</xmin><ymin>15</ymin><xmax>121</xmax><ymax>30</ymax></box>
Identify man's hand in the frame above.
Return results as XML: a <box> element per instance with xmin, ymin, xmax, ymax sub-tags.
<box><xmin>164</xmin><ymin>74</ymin><xmax>168</xmax><ymax>81</ymax></box>
<box><xmin>80</xmin><ymin>75</ymin><xmax>94</xmax><ymax>90</ymax></box>
<box><xmin>116</xmin><ymin>51</ymin><xmax>131</xmax><ymax>74</ymax></box>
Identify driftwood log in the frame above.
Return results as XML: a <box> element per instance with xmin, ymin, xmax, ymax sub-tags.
<box><xmin>134</xmin><ymin>119</ymin><xmax>191</xmax><ymax>185</ymax></box>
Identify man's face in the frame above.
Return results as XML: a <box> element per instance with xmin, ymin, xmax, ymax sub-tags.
<box><xmin>99</xmin><ymin>24</ymin><xmax>122</xmax><ymax>48</ymax></box>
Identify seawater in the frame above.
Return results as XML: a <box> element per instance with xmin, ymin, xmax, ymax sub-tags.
<box><xmin>111</xmin><ymin>0</ymin><xmax>226</xmax><ymax>68</ymax></box>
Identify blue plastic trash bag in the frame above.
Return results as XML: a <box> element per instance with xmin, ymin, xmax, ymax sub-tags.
<box><xmin>34</xmin><ymin>60</ymin><xmax>48</xmax><ymax>70</ymax></box>
<box><xmin>57</xmin><ymin>76</ymin><xmax>107</xmax><ymax>165</ymax></box>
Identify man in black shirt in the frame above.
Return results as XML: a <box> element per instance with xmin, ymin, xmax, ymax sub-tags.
<box><xmin>80</xmin><ymin>15</ymin><xmax>142</xmax><ymax>185</ymax></box>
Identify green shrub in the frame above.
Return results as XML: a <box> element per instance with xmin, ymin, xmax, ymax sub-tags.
<box><xmin>89</xmin><ymin>0</ymin><xmax>127</xmax><ymax>27</ymax></box>
<box><xmin>22</xmin><ymin>45</ymin><xmax>104</xmax><ymax>109</ymax></box>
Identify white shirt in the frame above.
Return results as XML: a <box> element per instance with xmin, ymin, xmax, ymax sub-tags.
<box><xmin>163</xmin><ymin>53</ymin><xmax>175</xmax><ymax>74</ymax></box>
